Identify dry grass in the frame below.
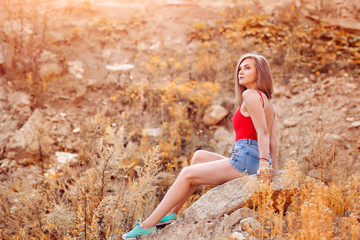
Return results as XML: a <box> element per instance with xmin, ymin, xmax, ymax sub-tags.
<box><xmin>1</xmin><ymin>0</ymin><xmax>359</xmax><ymax>239</ymax></box>
<box><xmin>240</xmin><ymin>160</ymin><xmax>360</xmax><ymax>240</ymax></box>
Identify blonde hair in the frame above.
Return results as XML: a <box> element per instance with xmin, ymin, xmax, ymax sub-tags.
<box><xmin>234</xmin><ymin>53</ymin><xmax>273</xmax><ymax>108</ymax></box>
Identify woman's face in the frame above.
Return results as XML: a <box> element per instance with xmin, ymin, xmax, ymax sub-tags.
<box><xmin>238</xmin><ymin>58</ymin><xmax>257</xmax><ymax>89</ymax></box>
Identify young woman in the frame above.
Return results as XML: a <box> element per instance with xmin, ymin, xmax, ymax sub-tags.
<box><xmin>122</xmin><ymin>53</ymin><xmax>277</xmax><ymax>239</ymax></box>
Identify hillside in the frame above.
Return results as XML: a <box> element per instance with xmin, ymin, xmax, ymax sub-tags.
<box><xmin>0</xmin><ymin>0</ymin><xmax>359</xmax><ymax>239</ymax></box>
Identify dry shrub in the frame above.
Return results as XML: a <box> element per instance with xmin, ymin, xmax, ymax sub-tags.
<box><xmin>188</xmin><ymin>5</ymin><xmax>360</xmax><ymax>80</ymax></box>
<box><xmin>2</xmin><ymin>120</ymin><xmax>167</xmax><ymax>239</ymax></box>
<box><xmin>109</xmin><ymin>76</ymin><xmax>221</xmax><ymax>174</ymax></box>
<box><xmin>0</xmin><ymin>0</ymin><xmax>61</xmax><ymax>89</ymax></box>
<box><xmin>239</xmin><ymin>160</ymin><xmax>360</xmax><ymax>240</ymax></box>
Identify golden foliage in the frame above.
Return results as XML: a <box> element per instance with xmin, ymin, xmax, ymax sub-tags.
<box><xmin>242</xmin><ymin>161</ymin><xmax>360</xmax><ymax>240</ymax></box>
<box><xmin>188</xmin><ymin>11</ymin><xmax>360</xmax><ymax>79</ymax></box>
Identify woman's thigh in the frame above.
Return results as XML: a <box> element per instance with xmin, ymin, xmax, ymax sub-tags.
<box><xmin>181</xmin><ymin>158</ymin><xmax>244</xmax><ymax>185</ymax></box>
<box><xmin>191</xmin><ymin>150</ymin><xmax>227</xmax><ymax>165</ymax></box>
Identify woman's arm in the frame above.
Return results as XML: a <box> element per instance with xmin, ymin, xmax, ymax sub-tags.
<box><xmin>242</xmin><ymin>90</ymin><xmax>270</xmax><ymax>169</ymax></box>
<box><xmin>270</xmin><ymin>116</ymin><xmax>277</xmax><ymax>169</ymax></box>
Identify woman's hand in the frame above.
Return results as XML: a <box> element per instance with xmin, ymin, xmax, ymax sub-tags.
<box><xmin>257</xmin><ymin>159</ymin><xmax>274</xmax><ymax>181</ymax></box>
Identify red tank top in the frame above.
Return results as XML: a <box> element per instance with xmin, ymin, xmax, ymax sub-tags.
<box><xmin>232</xmin><ymin>90</ymin><xmax>264</xmax><ymax>141</ymax></box>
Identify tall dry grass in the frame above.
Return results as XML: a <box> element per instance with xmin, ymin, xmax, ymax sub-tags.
<box><xmin>240</xmin><ymin>160</ymin><xmax>360</xmax><ymax>240</ymax></box>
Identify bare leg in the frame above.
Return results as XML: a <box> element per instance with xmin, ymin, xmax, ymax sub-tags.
<box><xmin>141</xmin><ymin>158</ymin><xmax>243</xmax><ymax>228</ymax></box>
<box><xmin>166</xmin><ymin>150</ymin><xmax>226</xmax><ymax>215</ymax></box>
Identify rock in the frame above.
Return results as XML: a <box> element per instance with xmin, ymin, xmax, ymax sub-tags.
<box><xmin>290</xmin><ymin>86</ymin><xmax>300</xmax><ymax>95</ymax></box>
<box><xmin>5</xmin><ymin>110</ymin><xmax>53</xmax><ymax>164</ymax></box>
<box><xmin>150</xmin><ymin>41</ymin><xmax>161</xmax><ymax>50</ymax></box>
<box><xmin>0</xmin><ymin>84</ymin><xmax>6</xmax><ymax>101</ymax></box>
<box><xmin>221</xmin><ymin>207</ymin><xmax>257</xmax><ymax>233</ymax></box>
<box><xmin>105</xmin><ymin>64</ymin><xmax>134</xmax><ymax>71</ymax></box>
<box><xmin>240</xmin><ymin>217</ymin><xmax>261</xmax><ymax>234</ymax></box>
<box><xmin>273</xmin><ymin>87</ymin><xmax>283</xmax><ymax>98</ymax></box>
<box><xmin>46</xmin><ymin>31</ymin><xmax>66</xmax><ymax>45</ymax></box>
<box><xmin>8</xmin><ymin>92</ymin><xmax>32</xmax><ymax>119</ymax></box>
<box><xmin>229</xmin><ymin>232</ymin><xmax>248</xmax><ymax>240</ymax></box>
<box><xmin>39</xmin><ymin>50</ymin><xmax>58</xmax><ymax>63</ymax></box>
<box><xmin>39</xmin><ymin>63</ymin><xmax>63</xmax><ymax>80</ymax></box>
<box><xmin>3</xmin><ymin>20</ymin><xmax>32</xmax><ymax>37</ymax></box>
<box><xmin>184</xmin><ymin>170</ymin><xmax>296</xmax><ymax>222</ymax></box>
<box><xmin>55</xmin><ymin>152</ymin><xmax>78</xmax><ymax>165</ymax></box>
<box><xmin>320</xmin><ymin>17</ymin><xmax>360</xmax><ymax>32</ymax></box>
<box><xmin>324</xmin><ymin>133</ymin><xmax>342</xmax><ymax>140</ymax></box>
<box><xmin>309</xmin><ymin>74</ymin><xmax>316</xmax><ymax>82</ymax></box>
<box><xmin>68</xmin><ymin>60</ymin><xmax>84</xmax><ymax>79</ymax></box>
<box><xmin>143</xmin><ymin>170</ymin><xmax>296</xmax><ymax>240</ymax></box>
<box><xmin>209</xmin><ymin>126</ymin><xmax>234</xmax><ymax>156</ymax></box>
<box><xmin>105</xmin><ymin>73</ymin><xmax>118</xmax><ymax>84</ymax></box>
<box><xmin>203</xmin><ymin>105</ymin><xmax>228</xmax><ymax>126</ymax></box>
<box><xmin>0</xmin><ymin>159</ymin><xmax>9</xmax><ymax>169</ymax></box>
<box><xmin>283</xmin><ymin>118</ymin><xmax>298</xmax><ymax>128</ymax></box>
<box><xmin>0</xmin><ymin>53</ymin><xmax>4</xmax><ymax>67</ymax></box>
<box><xmin>142</xmin><ymin>128</ymin><xmax>163</xmax><ymax>137</ymax></box>
<box><xmin>350</xmin><ymin>121</ymin><xmax>360</xmax><ymax>128</ymax></box>
<box><xmin>6</xmin><ymin>110</ymin><xmax>42</xmax><ymax>161</ymax></box>
<box><xmin>291</xmin><ymin>97</ymin><xmax>304</xmax><ymax>107</ymax></box>
<box><xmin>9</xmin><ymin>91</ymin><xmax>30</xmax><ymax>106</ymax></box>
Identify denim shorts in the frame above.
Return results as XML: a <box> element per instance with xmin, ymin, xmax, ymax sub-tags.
<box><xmin>228</xmin><ymin>139</ymin><xmax>272</xmax><ymax>175</ymax></box>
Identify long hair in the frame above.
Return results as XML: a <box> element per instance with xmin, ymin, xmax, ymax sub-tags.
<box><xmin>234</xmin><ymin>53</ymin><xmax>273</xmax><ymax>108</ymax></box>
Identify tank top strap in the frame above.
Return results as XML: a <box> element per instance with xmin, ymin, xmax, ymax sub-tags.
<box><xmin>256</xmin><ymin>90</ymin><xmax>264</xmax><ymax>108</ymax></box>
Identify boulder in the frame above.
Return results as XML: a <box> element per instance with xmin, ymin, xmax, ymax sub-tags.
<box><xmin>209</xmin><ymin>126</ymin><xmax>234</xmax><ymax>156</ymax></box>
<box><xmin>8</xmin><ymin>91</ymin><xmax>32</xmax><ymax>119</ymax></box>
<box><xmin>203</xmin><ymin>105</ymin><xmax>228</xmax><ymax>126</ymax></box>
<box><xmin>5</xmin><ymin>109</ymin><xmax>53</xmax><ymax>164</ymax></box>
<box><xmin>143</xmin><ymin>170</ymin><xmax>297</xmax><ymax>240</ymax></box>
<box><xmin>183</xmin><ymin>170</ymin><xmax>294</xmax><ymax>222</ymax></box>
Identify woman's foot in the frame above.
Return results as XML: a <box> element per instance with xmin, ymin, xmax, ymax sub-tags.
<box><xmin>122</xmin><ymin>221</ymin><xmax>157</xmax><ymax>239</ymax></box>
<box><xmin>156</xmin><ymin>213</ymin><xmax>177</xmax><ymax>227</ymax></box>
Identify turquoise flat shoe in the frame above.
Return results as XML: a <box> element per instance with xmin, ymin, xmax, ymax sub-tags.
<box><xmin>156</xmin><ymin>213</ymin><xmax>177</xmax><ymax>227</ymax></box>
<box><xmin>122</xmin><ymin>220</ymin><xmax>157</xmax><ymax>239</ymax></box>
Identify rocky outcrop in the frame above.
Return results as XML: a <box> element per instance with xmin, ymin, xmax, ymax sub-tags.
<box><xmin>5</xmin><ymin>109</ymin><xmax>53</xmax><ymax>165</ymax></box>
<box><xmin>203</xmin><ymin>105</ymin><xmax>228</xmax><ymax>126</ymax></box>
<box><xmin>209</xmin><ymin>126</ymin><xmax>234</xmax><ymax>156</ymax></box>
<box><xmin>143</xmin><ymin>170</ymin><xmax>297</xmax><ymax>240</ymax></box>
<box><xmin>4</xmin><ymin>109</ymin><xmax>81</xmax><ymax>166</ymax></box>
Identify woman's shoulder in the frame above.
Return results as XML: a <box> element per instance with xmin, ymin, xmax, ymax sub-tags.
<box><xmin>242</xmin><ymin>89</ymin><xmax>262</xmax><ymax>101</ymax></box>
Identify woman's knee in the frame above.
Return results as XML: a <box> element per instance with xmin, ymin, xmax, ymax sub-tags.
<box><xmin>179</xmin><ymin>166</ymin><xmax>193</xmax><ymax>181</ymax></box>
<box><xmin>190</xmin><ymin>150</ymin><xmax>206</xmax><ymax>165</ymax></box>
